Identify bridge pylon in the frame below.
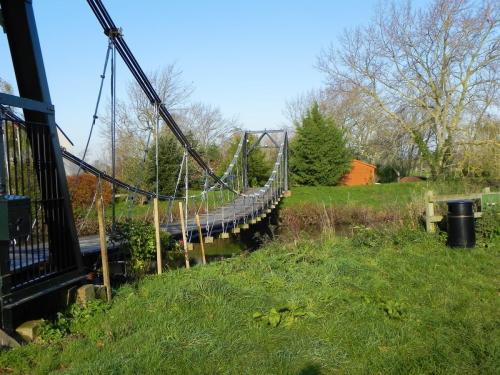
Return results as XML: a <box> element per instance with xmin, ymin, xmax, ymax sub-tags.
<box><xmin>0</xmin><ymin>0</ymin><xmax>85</xmax><ymax>332</ymax></box>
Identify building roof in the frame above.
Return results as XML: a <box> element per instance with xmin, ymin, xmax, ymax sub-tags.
<box><xmin>352</xmin><ymin>159</ymin><xmax>376</xmax><ymax>169</ymax></box>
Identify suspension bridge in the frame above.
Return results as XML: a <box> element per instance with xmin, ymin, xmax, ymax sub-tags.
<box><xmin>0</xmin><ymin>0</ymin><xmax>289</xmax><ymax>332</ymax></box>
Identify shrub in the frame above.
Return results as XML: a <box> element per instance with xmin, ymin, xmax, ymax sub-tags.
<box><xmin>475</xmin><ymin>207</ymin><xmax>500</xmax><ymax>247</ymax></box>
<box><xmin>67</xmin><ymin>174</ymin><xmax>112</xmax><ymax>212</ymax></box>
<box><xmin>37</xmin><ymin>299</ymin><xmax>109</xmax><ymax>344</ymax></box>
<box><xmin>112</xmin><ymin>219</ymin><xmax>178</xmax><ymax>275</ymax></box>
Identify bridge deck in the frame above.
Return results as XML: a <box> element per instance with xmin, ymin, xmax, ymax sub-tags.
<box><xmin>162</xmin><ymin>188</ymin><xmax>277</xmax><ymax>237</ymax></box>
<box><xmin>9</xmin><ymin>189</ymin><xmax>281</xmax><ymax>270</ymax></box>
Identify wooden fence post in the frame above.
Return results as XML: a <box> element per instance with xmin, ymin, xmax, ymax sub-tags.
<box><xmin>195</xmin><ymin>214</ymin><xmax>207</xmax><ymax>265</ymax></box>
<box><xmin>96</xmin><ymin>195</ymin><xmax>112</xmax><ymax>302</ymax></box>
<box><xmin>153</xmin><ymin>198</ymin><xmax>162</xmax><ymax>274</ymax></box>
<box><xmin>178</xmin><ymin>202</ymin><xmax>190</xmax><ymax>269</ymax></box>
<box><xmin>425</xmin><ymin>190</ymin><xmax>435</xmax><ymax>233</ymax></box>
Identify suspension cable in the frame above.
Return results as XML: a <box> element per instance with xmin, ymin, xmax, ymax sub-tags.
<box><xmin>87</xmin><ymin>0</ymin><xmax>240</xmax><ymax>195</ymax></box>
<box><xmin>77</xmin><ymin>41</ymin><xmax>112</xmax><ymax>177</ymax></box>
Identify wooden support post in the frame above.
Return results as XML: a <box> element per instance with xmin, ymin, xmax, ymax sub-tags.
<box><xmin>195</xmin><ymin>214</ymin><xmax>206</xmax><ymax>265</ymax></box>
<box><xmin>96</xmin><ymin>196</ymin><xmax>111</xmax><ymax>302</ymax></box>
<box><xmin>178</xmin><ymin>202</ymin><xmax>190</xmax><ymax>269</ymax></box>
<box><xmin>425</xmin><ymin>190</ymin><xmax>435</xmax><ymax>233</ymax></box>
<box><xmin>153</xmin><ymin>198</ymin><xmax>162</xmax><ymax>274</ymax></box>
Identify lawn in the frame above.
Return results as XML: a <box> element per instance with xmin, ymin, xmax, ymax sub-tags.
<box><xmin>284</xmin><ymin>180</ymin><xmax>489</xmax><ymax>210</ymax></box>
<box><xmin>1</xmin><ymin>228</ymin><xmax>498</xmax><ymax>374</ymax></box>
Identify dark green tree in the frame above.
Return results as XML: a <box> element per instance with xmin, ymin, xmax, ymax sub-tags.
<box><xmin>290</xmin><ymin>102</ymin><xmax>351</xmax><ymax>185</ymax></box>
<box><xmin>247</xmin><ymin>140</ymin><xmax>272</xmax><ymax>187</ymax></box>
<box><xmin>218</xmin><ymin>134</ymin><xmax>272</xmax><ymax>189</ymax></box>
<box><xmin>146</xmin><ymin>132</ymin><xmax>184</xmax><ymax>195</ymax></box>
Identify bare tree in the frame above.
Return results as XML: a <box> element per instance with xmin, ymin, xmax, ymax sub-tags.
<box><xmin>99</xmin><ymin>64</ymin><xmax>193</xmax><ymax>184</ymax></box>
<box><xmin>284</xmin><ymin>90</ymin><xmax>324</xmax><ymax>126</ymax></box>
<box><xmin>317</xmin><ymin>0</ymin><xmax>499</xmax><ymax>178</ymax></box>
<box><xmin>125</xmin><ymin>64</ymin><xmax>194</xmax><ymax>135</ymax></box>
<box><xmin>0</xmin><ymin>78</ymin><xmax>13</xmax><ymax>94</ymax></box>
<box><xmin>176</xmin><ymin>102</ymin><xmax>239</xmax><ymax>149</ymax></box>
<box><xmin>286</xmin><ymin>87</ymin><xmax>419</xmax><ymax>176</ymax></box>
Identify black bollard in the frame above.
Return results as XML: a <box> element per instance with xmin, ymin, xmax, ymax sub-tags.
<box><xmin>447</xmin><ymin>200</ymin><xmax>475</xmax><ymax>248</ymax></box>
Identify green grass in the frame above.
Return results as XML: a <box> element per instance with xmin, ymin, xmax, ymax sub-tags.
<box><xmin>284</xmin><ymin>181</ymin><xmax>490</xmax><ymax>210</ymax></box>
<box><xmin>1</xmin><ymin>229</ymin><xmax>499</xmax><ymax>374</ymax></box>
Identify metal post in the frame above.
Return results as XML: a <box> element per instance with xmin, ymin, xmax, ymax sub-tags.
<box><xmin>1</xmin><ymin>0</ymin><xmax>83</xmax><ymax>268</ymax></box>
<box><xmin>0</xmin><ymin>0</ymin><xmax>85</xmax><ymax>329</ymax></box>
<box><xmin>0</xmin><ymin>115</ymin><xmax>7</xmax><ymax>196</ymax></box>
<box><xmin>110</xmin><ymin>37</ymin><xmax>117</xmax><ymax>228</ymax></box>
<box><xmin>284</xmin><ymin>131</ymin><xmax>289</xmax><ymax>191</ymax></box>
<box><xmin>242</xmin><ymin>132</ymin><xmax>248</xmax><ymax>191</ymax></box>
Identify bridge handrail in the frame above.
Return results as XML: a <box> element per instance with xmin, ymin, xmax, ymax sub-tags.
<box><xmin>1</xmin><ymin>107</ymin><xmax>175</xmax><ymax>200</ymax></box>
<box><xmin>244</xmin><ymin>141</ymin><xmax>285</xmax><ymax>199</ymax></box>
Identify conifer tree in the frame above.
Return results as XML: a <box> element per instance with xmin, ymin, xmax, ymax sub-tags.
<box><xmin>290</xmin><ymin>102</ymin><xmax>351</xmax><ymax>185</ymax></box>
<box><xmin>146</xmin><ymin>133</ymin><xmax>183</xmax><ymax>195</ymax></box>
<box><xmin>218</xmin><ymin>134</ymin><xmax>271</xmax><ymax>188</ymax></box>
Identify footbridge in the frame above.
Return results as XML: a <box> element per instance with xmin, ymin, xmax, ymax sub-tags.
<box><xmin>0</xmin><ymin>0</ymin><xmax>289</xmax><ymax>331</ymax></box>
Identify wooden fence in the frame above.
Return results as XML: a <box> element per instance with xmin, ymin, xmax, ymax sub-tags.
<box><xmin>425</xmin><ymin>187</ymin><xmax>498</xmax><ymax>233</ymax></box>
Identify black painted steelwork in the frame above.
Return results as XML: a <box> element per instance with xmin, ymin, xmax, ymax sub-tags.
<box><xmin>0</xmin><ymin>0</ymin><xmax>291</xmax><ymax>332</ymax></box>
<box><xmin>242</xmin><ymin>130</ymin><xmax>289</xmax><ymax>192</ymax></box>
<box><xmin>87</xmin><ymin>0</ymin><xmax>240</xmax><ymax>196</ymax></box>
<box><xmin>0</xmin><ymin>0</ymin><xmax>85</xmax><ymax>332</ymax></box>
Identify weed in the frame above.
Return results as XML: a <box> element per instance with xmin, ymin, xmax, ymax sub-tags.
<box><xmin>351</xmin><ymin>227</ymin><xmax>387</xmax><ymax>248</ymax></box>
<box><xmin>252</xmin><ymin>304</ymin><xmax>317</xmax><ymax>328</ymax></box>
<box><xmin>36</xmin><ymin>300</ymin><xmax>110</xmax><ymax>344</ymax></box>
<box><xmin>475</xmin><ymin>207</ymin><xmax>500</xmax><ymax>247</ymax></box>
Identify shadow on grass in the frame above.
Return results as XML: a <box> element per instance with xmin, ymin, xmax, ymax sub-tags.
<box><xmin>298</xmin><ymin>363</ymin><xmax>322</xmax><ymax>375</ymax></box>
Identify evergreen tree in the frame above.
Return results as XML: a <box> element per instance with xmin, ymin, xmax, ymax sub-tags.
<box><xmin>290</xmin><ymin>102</ymin><xmax>351</xmax><ymax>185</ymax></box>
<box><xmin>247</xmin><ymin>141</ymin><xmax>272</xmax><ymax>187</ymax></box>
<box><xmin>146</xmin><ymin>133</ymin><xmax>184</xmax><ymax>195</ymax></box>
<box><xmin>218</xmin><ymin>134</ymin><xmax>272</xmax><ymax>189</ymax></box>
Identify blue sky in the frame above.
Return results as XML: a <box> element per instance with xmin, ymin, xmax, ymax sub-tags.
<box><xmin>1</xmin><ymin>0</ymin><xmax>425</xmax><ymax>154</ymax></box>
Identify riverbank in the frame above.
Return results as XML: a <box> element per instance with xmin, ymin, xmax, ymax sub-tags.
<box><xmin>1</xmin><ymin>225</ymin><xmax>498</xmax><ymax>374</ymax></box>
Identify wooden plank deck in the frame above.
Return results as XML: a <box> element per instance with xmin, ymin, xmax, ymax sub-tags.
<box><xmin>162</xmin><ymin>188</ymin><xmax>277</xmax><ymax>237</ymax></box>
<box><xmin>9</xmin><ymin>235</ymin><xmax>121</xmax><ymax>271</ymax></box>
<box><xmin>9</xmin><ymin>188</ymin><xmax>281</xmax><ymax>270</ymax></box>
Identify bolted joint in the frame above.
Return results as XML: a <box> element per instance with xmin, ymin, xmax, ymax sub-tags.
<box><xmin>105</xmin><ymin>27</ymin><xmax>123</xmax><ymax>38</ymax></box>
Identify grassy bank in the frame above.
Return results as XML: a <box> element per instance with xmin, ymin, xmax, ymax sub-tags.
<box><xmin>284</xmin><ymin>183</ymin><xmax>428</xmax><ymax>209</ymax></box>
<box><xmin>1</xmin><ymin>228</ymin><xmax>498</xmax><ymax>374</ymax></box>
<box><xmin>279</xmin><ymin>182</ymin><xmax>493</xmax><ymax>237</ymax></box>
<box><xmin>284</xmin><ymin>181</ymin><xmax>489</xmax><ymax>209</ymax></box>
